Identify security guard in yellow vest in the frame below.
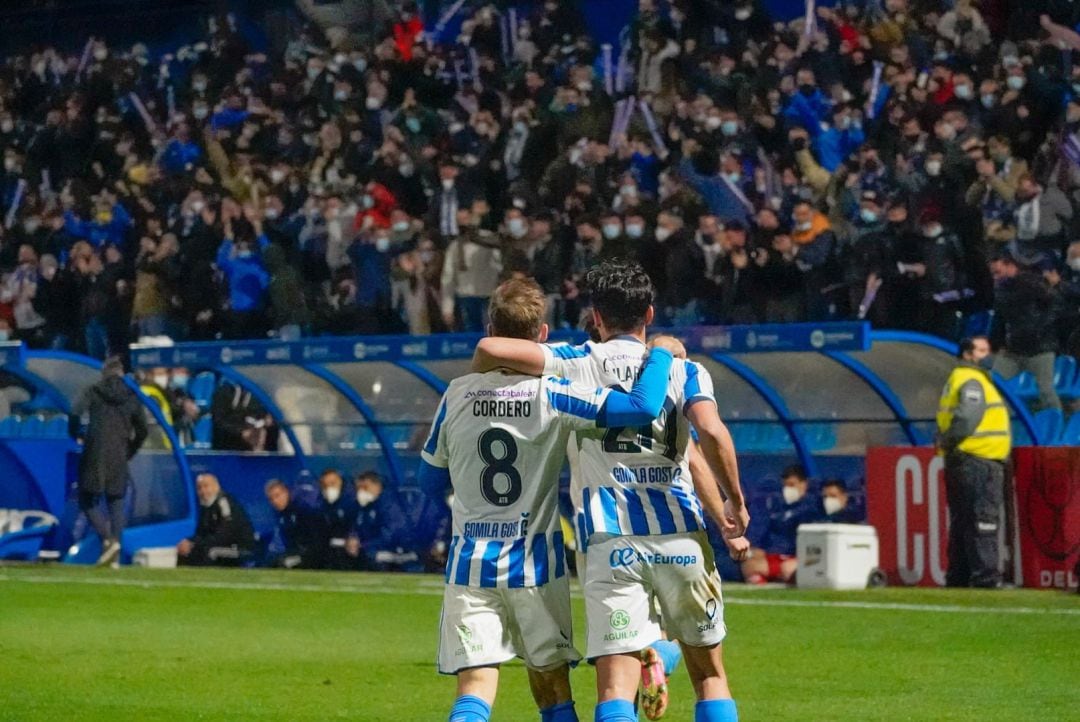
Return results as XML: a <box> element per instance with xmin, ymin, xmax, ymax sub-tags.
<box><xmin>936</xmin><ymin>336</ymin><xmax>1011</xmax><ymax>588</ymax></box>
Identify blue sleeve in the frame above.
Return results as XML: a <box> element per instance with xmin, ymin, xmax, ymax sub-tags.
<box><xmin>64</xmin><ymin>211</ymin><xmax>91</xmax><ymax>239</ymax></box>
<box><xmin>596</xmin><ymin>348</ymin><xmax>673</xmax><ymax>427</ymax></box>
<box><xmin>256</xmin><ymin>233</ymin><xmax>270</xmax><ymax>251</ymax></box>
<box><xmin>216</xmin><ymin>240</ymin><xmax>233</xmax><ymax>273</ymax></box>
<box><xmin>111</xmin><ymin>202</ymin><xmax>132</xmax><ymax>230</ymax></box>
<box><xmin>418</xmin><ymin>459</ymin><xmax>452</xmax><ymax>499</ymax></box>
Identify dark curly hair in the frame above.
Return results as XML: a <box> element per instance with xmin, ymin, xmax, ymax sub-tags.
<box><xmin>585</xmin><ymin>258</ymin><xmax>655</xmax><ymax>336</ymax></box>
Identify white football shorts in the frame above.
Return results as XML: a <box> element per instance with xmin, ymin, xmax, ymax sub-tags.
<box><xmin>437</xmin><ymin>576</ymin><xmax>582</xmax><ymax>674</ymax></box>
<box><xmin>584</xmin><ymin>531</ymin><xmax>726</xmax><ymax>659</ymax></box>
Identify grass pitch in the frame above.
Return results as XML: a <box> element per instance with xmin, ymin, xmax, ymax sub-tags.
<box><xmin>0</xmin><ymin>565</ymin><xmax>1077</xmax><ymax>721</ymax></box>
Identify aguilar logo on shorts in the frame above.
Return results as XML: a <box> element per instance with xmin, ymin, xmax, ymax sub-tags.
<box><xmin>604</xmin><ymin>609</ymin><xmax>638</xmax><ymax>641</ymax></box>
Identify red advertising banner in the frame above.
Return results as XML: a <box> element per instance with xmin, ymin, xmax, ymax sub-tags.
<box><xmin>866</xmin><ymin>448</ymin><xmax>949</xmax><ymax>587</ymax></box>
<box><xmin>1012</xmin><ymin>447</ymin><xmax>1080</xmax><ymax>591</ymax></box>
<box><xmin>868</xmin><ymin>446</ymin><xmax>1079</xmax><ymax>590</ymax></box>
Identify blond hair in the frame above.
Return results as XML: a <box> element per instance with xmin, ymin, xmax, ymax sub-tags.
<box><xmin>488</xmin><ymin>277</ymin><xmax>547</xmax><ymax>340</ymax></box>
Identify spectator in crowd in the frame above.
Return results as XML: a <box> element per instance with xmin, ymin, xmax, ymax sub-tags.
<box><xmin>821</xmin><ymin>479</ymin><xmax>862</xmax><ymax>524</ymax></box>
<box><xmin>440</xmin><ymin>205</ymin><xmax>502</xmax><ymax>332</ymax></box>
<box><xmin>318</xmin><ymin>469</ymin><xmax>360</xmax><ymax>571</ymax></box>
<box><xmin>741</xmin><ymin>464</ymin><xmax>820</xmax><ymax>585</ymax></box>
<box><xmin>989</xmin><ymin>253</ymin><xmax>1061</xmax><ymax>410</ymax></box>
<box><xmin>349</xmin><ymin>470</ymin><xmax>418</xmax><ymax>572</ymax></box>
<box><xmin>71</xmin><ymin>356</ymin><xmax>148</xmax><ymax>566</ymax></box>
<box><xmin>177</xmin><ymin>473</ymin><xmax>256</xmax><ymax>566</ymax></box>
<box><xmin>210</xmin><ymin>382</ymin><xmax>278</xmax><ymax>451</ymax></box>
<box><xmin>265</xmin><ymin>478</ymin><xmax>329</xmax><ymax>570</ymax></box>
<box><xmin>936</xmin><ymin>336</ymin><xmax>1011</xmax><ymax>588</ymax></box>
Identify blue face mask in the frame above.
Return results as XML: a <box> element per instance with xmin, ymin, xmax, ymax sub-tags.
<box><xmin>859</xmin><ymin>208</ymin><xmax>879</xmax><ymax>223</ymax></box>
<box><xmin>405</xmin><ymin>117</ymin><xmax>421</xmax><ymax>133</ymax></box>
<box><xmin>170</xmin><ymin>374</ymin><xmax>190</xmax><ymax>390</ymax></box>
<box><xmin>237</xmin><ymin>250</ymin><xmax>254</xmax><ymax>259</ymax></box>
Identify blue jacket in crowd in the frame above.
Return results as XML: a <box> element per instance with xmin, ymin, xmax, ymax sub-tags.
<box><xmin>159</xmin><ymin>138</ymin><xmax>202</xmax><ymax>175</ymax></box>
<box><xmin>64</xmin><ymin>203</ymin><xmax>133</xmax><ymax>249</ymax></box>
<box><xmin>678</xmin><ymin>158</ymin><xmax>752</xmax><ymax>226</ymax></box>
<box><xmin>217</xmin><ymin>234</ymin><xmax>270</xmax><ymax>312</ymax></box>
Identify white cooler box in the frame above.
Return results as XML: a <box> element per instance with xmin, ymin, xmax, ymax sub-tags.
<box><xmin>796</xmin><ymin>523</ymin><xmax>880</xmax><ymax>590</ymax></box>
<box><xmin>132</xmin><ymin>547</ymin><xmax>178</xmax><ymax>568</ymax></box>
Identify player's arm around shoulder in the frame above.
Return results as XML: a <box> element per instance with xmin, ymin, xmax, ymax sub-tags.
<box><xmin>472</xmin><ymin>337</ymin><xmax>547</xmax><ymax>375</ymax></box>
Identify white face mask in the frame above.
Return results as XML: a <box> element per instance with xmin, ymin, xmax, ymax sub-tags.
<box><xmin>734</xmin><ymin>8</ymin><xmax>752</xmax><ymax>20</ymax></box>
<box><xmin>782</xmin><ymin>486</ymin><xmax>803</xmax><ymax>505</ymax></box>
<box><xmin>323</xmin><ymin>485</ymin><xmax>341</xmax><ymax>504</ymax></box>
<box><xmin>925</xmin><ymin>160</ymin><xmax>942</xmax><ymax>177</ymax></box>
<box><xmin>0</xmin><ymin>120</ymin><xmax>13</xmax><ymax>134</ymax></box>
<box><xmin>441</xmin><ymin>178</ymin><xmax>455</xmax><ymax>190</ymax></box>
<box><xmin>1069</xmin><ymin>257</ymin><xmax>1080</xmax><ymax>272</ymax></box>
<box><xmin>152</xmin><ymin>374</ymin><xmax>169</xmax><ymax>388</ymax></box>
<box><xmin>655</xmin><ymin>226</ymin><xmax>672</xmax><ymax>242</ymax></box>
<box><xmin>270</xmin><ymin>169</ymin><xmax>286</xmax><ymax>184</ymax></box>
<box><xmin>193</xmin><ymin>106</ymin><xmax>209</xmax><ymax>120</ymax></box>
<box><xmin>705</xmin><ymin>116</ymin><xmax>722</xmax><ymax>131</ymax></box>
<box><xmin>375</xmin><ymin>237</ymin><xmax>391</xmax><ymax>252</ymax></box>
<box><xmin>362</xmin><ymin>194</ymin><xmax>375</xmax><ymax>209</ymax></box>
<box><xmin>823</xmin><ymin>496</ymin><xmax>843</xmax><ymax>516</ymax></box>
<box><xmin>1006</xmin><ymin>75</ymin><xmax>1025</xmax><ymax>91</ymax></box>
<box><xmin>392</xmin><ymin>220</ymin><xmax>410</xmax><ymax>233</ymax></box>
<box><xmin>625</xmin><ymin>223</ymin><xmax>644</xmax><ymax>239</ymax></box>
<box><xmin>954</xmin><ymin>84</ymin><xmax>973</xmax><ymax>100</ymax></box>
<box><xmin>192</xmin><ymin>80</ymin><xmax>207</xmax><ymax>93</ymax></box>
<box><xmin>507</xmin><ymin>218</ymin><xmax>527</xmax><ymax>238</ymax></box>
<box><xmin>191</xmin><ymin>199</ymin><xmax>206</xmax><ymax>214</ymax></box>
<box><xmin>980</xmin><ymin>94</ymin><xmax>995</xmax><ymax>109</ymax></box>
<box><xmin>334</xmin><ymin>89</ymin><xmax>349</xmax><ymax>101</ymax></box>
<box><xmin>264</xmin><ymin>207</ymin><xmax>280</xmax><ymax>220</ymax></box>
<box><xmin>366</xmin><ymin>96</ymin><xmax>382</xmax><ymax>110</ymax></box>
<box><xmin>356</xmin><ymin>489</ymin><xmax>376</xmax><ymax>507</ymax></box>
<box><xmin>602</xmin><ymin>223</ymin><xmax>621</xmax><ymax>240</ymax></box>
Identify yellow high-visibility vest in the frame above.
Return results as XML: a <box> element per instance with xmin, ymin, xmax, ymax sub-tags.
<box><xmin>936</xmin><ymin>366</ymin><xmax>1011</xmax><ymax>460</ymax></box>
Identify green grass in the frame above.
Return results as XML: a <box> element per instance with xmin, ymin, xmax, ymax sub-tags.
<box><xmin>1</xmin><ymin>565</ymin><xmax>1077</xmax><ymax>721</ymax></box>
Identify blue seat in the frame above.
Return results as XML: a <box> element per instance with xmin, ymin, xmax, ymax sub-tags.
<box><xmin>1033</xmin><ymin>409</ymin><xmax>1064</xmax><ymax>446</ymax></box>
<box><xmin>1061</xmin><ymin>413</ymin><xmax>1080</xmax><ymax>446</ymax></box>
<box><xmin>962</xmin><ymin>310</ymin><xmax>994</xmax><ymax>338</ymax></box>
<box><xmin>18</xmin><ymin>414</ymin><xmax>45</xmax><ymax>438</ymax></box>
<box><xmin>801</xmin><ymin>423</ymin><xmax>837</xmax><ymax>452</ymax></box>
<box><xmin>189</xmin><ymin>372</ymin><xmax>216</xmax><ymax>411</ymax></box>
<box><xmin>43</xmin><ymin>416</ymin><xmax>68</xmax><ymax>438</ymax></box>
<box><xmin>0</xmin><ymin>416</ymin><xmax>19</xmax><ymax>436</ymax></box>
<box><xmin>1001</xmin><ymin>371</ymin><xmax>1038</xmax><ymax>402</ymax></box>
<box><xmin>192</xmin><ymin>416</ymin><xmax>212</xmax><ymax>449</ymax></box>
<box><xmin>1054</xmin><ymin>356</ymin><xmax>1079</xmax><ymax>401</ymax></box>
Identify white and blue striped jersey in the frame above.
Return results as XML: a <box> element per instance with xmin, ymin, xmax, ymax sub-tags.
<box><xmin>544</xmin><ymin>337</ymin><xmax>716</xmax><ymax>547</ymax></box>
<box><xmin>421</xmin><ymin>372</ymin><xmax>614</xmax><ymax>588</ymax></box>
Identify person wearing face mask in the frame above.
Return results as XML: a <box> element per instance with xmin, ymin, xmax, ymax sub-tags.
<box><xmin>790</xmin><ymin>200</ymin><xmax>841</xmax><ymax>321</ymax></box>
<box><xmin>441</xmin><ymin>204</ymin><xmax>502</xmax><ymax>332</ymax></box>
<box><xmin>351</xmin><ymin>471</ymin><xmax>420</xmax><ymax>572</ymax></box>
<box><xmin>217</xmin><ymin>216</ymin><xmax>271</xmax><ymax>340</ymax></box>
<box><xmin>988</xmin><ymin>253</ymin><xmax>1062</xmax><ymax>411</ymax></box>
<box><xmin>1010</xmin><ymin>174</ymin><xmax>1073</xmax><ymax>262</ymax></box>
<box><xmin>317</xmin><ymin>469</ymin><xmax>361</xmax><ymax>571</ymax></box>
<box><xmin>349</xmin><ymin>226</ymin><xmax>406</xmax><ymax>334</ymax></box>
<box><xmin>935</xmin><ymin>335</ymin><xmax>1011</xmax><ymax>588</ymax></box>
<box><xmin>266</xmin><ymin>479</ymin><xmax>330</xmax><ymax>570</ymax></box>
<box><xmin>964</xmin><ymin>136</ymin><xmax>1027</xmax><ymax>241</ymax></box>
<box><xmin>911</xmin><ymin>205</ymin><xmax>969</xmax><ymax>339</ymax></box>
<box><xmin>820</xmin><ymin>479</ymin><xmax>862</xmax><ymax>523</ymax></box>
<box><xmin>353</xmin><ymin>181</ymin><xmax>397</xmax><ymax>232</ymax></box>
<box><xmin>740</xmin><ymin>465</ymin><xmax>822</xmax><ymax>585</ymax></box>
<box><xmin>428</xmin><ymin>161</ymin><xmax>477</xmax><ymax>243</ymax></box>
<box><xmin>177</xmin><ymin>473</ymin><xmax>256</xmax><ymax>567</ymax></box>
<box><xmin>843</xmin><ymin>191</ymin><xmax>890</xmax><ymax>319</ymax></box>
<box><xmin>263</xmin><ymin>243</ymin><xmax>310</xmax><ymax>341</ymax></box>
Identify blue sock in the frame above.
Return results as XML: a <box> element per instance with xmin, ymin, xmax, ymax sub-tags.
<box><xmin>541</xmin><ymin>700</ymin><xmax>578</xmax><ymax>722</ymax></box>
<box><xmin>594</xmin><ymin>699</ymin><xmax>637</xmax><ymax>722</ymax></box>
<box><xmin>450</xmin><ymin>695</ymin><xmax>491</xmax><ymax>722</ymax></box>
<box><xmin>649</xmin><ymin>639</ymin><xmax>683</xmax><ymax>676</ymax></box>
<box><xmin>695</xmin><ymin>699</ymin><xmax>738</xmax><ymax>722</ymax></box>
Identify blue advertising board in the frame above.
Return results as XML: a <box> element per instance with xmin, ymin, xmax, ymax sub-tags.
<box><xmin>130</xmin><ymin>323</ymin><xmax>870</xmax><ymax>368</ymax></box>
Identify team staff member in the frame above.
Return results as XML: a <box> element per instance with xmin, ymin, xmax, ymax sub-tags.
<box><xmin>178</xmin><ymin>473</ymin><xmax>256</xmax><ymax>566</ymax></box>
<box><xmin>936</xmin><ymin>336</ymin><xmax>1012</xmax><ymax>588</ymax></box>
<box><xmin>265</xmin><ymin>479</ymin><xmax>329</xmax><ymax>569</ymax></box>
